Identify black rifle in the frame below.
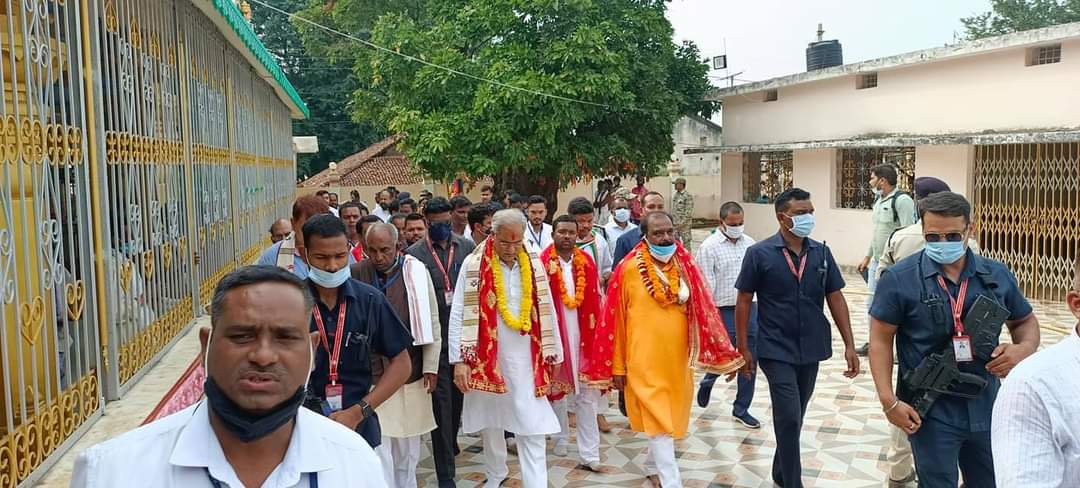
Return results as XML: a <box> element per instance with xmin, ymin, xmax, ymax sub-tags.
<box><xmin>898</xmin><ymin>294</ymin><xmax>1010</xmax><ymax>418</ymax></box>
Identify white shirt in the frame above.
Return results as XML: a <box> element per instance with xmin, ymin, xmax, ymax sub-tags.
<box><xmin>525</xmin><ymin>222</ymin><xmax>553</xmax><ymax>253</ymax></box>
<box><xmin>328</xmin><ymin>207</ymin><xmax>339</xmax><ymax>217</ymax></box>
<box><xmin>695</xmin><ymin>230</ymin><xmax>756</xmax><ymax>307</ymax></box>
<box><xmin>603</xmin><ymin>219</ymin><xmax>637</xmax><ymax>252</ymax></box>
<box><xmin>992</xmin><ymin>330</ymin><xmax>1080</xmax><ymax>488</ymax></box>
<box><xmin>371</xmin><ymin>207</ymin><xmax>392</xmax><ymax>223</ymax></box>
<box><xmin>448</xmin><ymin>254</ymin><xmax>562</xmax><ymax>436</ymax></box>
<box><xmin>71</xmin><ymin>401</ymin><xmax>387</xmax><ymax>488</ymax></box>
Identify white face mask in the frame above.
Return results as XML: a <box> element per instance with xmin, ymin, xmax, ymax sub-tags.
<box><xmin>308</xmin><ymin>263</ymin><xmax>350</xmax><ymax>288</ymax></box>
<box><xmin>722</xmin><ymin>225</ymin><xmax>745</xmax><ymax>239</ymax></box>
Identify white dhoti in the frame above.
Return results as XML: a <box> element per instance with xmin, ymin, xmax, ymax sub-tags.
<box><xmin>375</xmin><ymin>436</ymin><xmax>421</xmax><ymax>488</ymax></box>
<box><xmin>373</xmin><ymin>380</ymin><xmax>434</xmax><ymax>488</ymax></box>
<box><xmin>644</xmin><ymin>434</ymin><xmax>683</xmax><ymax>488</ymax></box>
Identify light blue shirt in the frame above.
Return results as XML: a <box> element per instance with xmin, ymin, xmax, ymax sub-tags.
<box><xmin>256</xmin><ymin>240</ymin><xmax>356</xmax><ymax>279</ymax></box>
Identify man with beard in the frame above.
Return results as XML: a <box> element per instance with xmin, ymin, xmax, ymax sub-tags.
<box><xmin>544</xmin><ymin>215</ymin><xmax>613</xmax><ymax>472</ymax></box>
<box><xmin>373</xmin><ymin>189</ymin><xmax>395</xmax><ymax>222</ymax></box>
<box><xmin>339</xmin><ymin>202</ymin><xmax>364</xmax><ymax>259</ymax></box>
<box><xmin>353</xmin><ymin>223</ymin><xmax>441</xmax><ymax>487</ymax></box>
<box><xmin>406</xmin><ymin>197</ymin><xmax>476</xmax><ymax>488</ymax></box>
<box><xmin>72</xmin><ymin>266</ymin><xmax>387</xmax><ymax>487</ymax></box>
<box><xmin>525</xmin><ymin>195</ymin><xmax>553</xmax><ymax>252</ymax></box>
<box><xmin>403</xmin><ymin>213</ymin><xmax>427</xmax><ymax>248</ymax></box>
<box><xmin>449</xmin><ymin>209</ymin><xmax>563</xmax><ymax>488</ymax></box>
<box><xmin>301</xmin><ymin>215</ymin><xmax>413</xmax><ymax>449</ymax></box>
<box><xmin>609</xmin><ymin>211</ymin><xmax>744</xmax><ymax>487</ymax></box>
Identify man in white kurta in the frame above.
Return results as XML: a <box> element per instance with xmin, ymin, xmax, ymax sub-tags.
<box><xmin>449</xmin><ymin>210</ymin><xmax>563</xmax><ymax>488</ymax></box>
<box><xmin>546</xmin><ymin>217</ymin><xmax>608</xmax><ymax>470</ymax></box>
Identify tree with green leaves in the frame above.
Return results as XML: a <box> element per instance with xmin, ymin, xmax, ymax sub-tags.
<box><xmin>299</xmin><ymin>0</ymin><xmax>716</xmax><ymax>208</ymax></box>
<box><xmin>250</xmin><ymin>0</ymin><xmax>385</xmax><ymax>179</ymax></box>
<box><xmin>962</xmin><ymin>0</ymin><xmax>1080</xmax><ymax>39</ymax></box>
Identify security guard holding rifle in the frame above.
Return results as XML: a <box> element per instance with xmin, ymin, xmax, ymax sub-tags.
<box><xmin>869</xmin><ymin>191</ymin><xmax>1040</xmax><ymax>488</ymax></box>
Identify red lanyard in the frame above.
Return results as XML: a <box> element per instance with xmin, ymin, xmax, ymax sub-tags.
<box><xmin>782</xmin><ymin>249</ymin><xmax>807</xmax><ymax>282</ymax></box>
<box><xmin>312</xmin><ymin>300</ymin><xmax>348</xmax><ymax>385</ymax></box>
<box><xmin>427</xmin><ymin>241</ymin><xmax>456</xmax><ymax>291</ymax></box>
<box><xmin>937</xmin><ymin>276</ymin><xmax>969</xmax><ymax>336</ymax></box>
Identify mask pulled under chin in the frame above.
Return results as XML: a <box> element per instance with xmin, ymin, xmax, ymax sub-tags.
<box><xmin>309</xmin><ymin>265</ymin><xmax>350</xmax><ymax>288</ymax></box>
<box><xmin>203</xmin><ymin>377</ymin><xmax>305</xmax><ymax>443</ymax></box>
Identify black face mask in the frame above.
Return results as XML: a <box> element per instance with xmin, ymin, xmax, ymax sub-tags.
<box><xmin>204</xmin><ymin>377</ymin><xmax>306</xmax><ymax>443</ymax></box>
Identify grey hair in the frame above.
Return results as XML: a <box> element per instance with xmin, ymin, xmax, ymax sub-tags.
<box><xmin>491</xmin><ymin>208</ymin><xmax>527</xmax><ymax>233</ymax></box>
<box><xmin>364</xmin><ymin>222</ymin><xmax>399</xmax><ymax>244</ymax></box>
<box><xmin>211</xmin><ymin>265</ymin><xmax>314</xmax><ymax>329</ymax></box>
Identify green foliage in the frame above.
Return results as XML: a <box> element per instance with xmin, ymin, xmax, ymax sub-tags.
<box><xmin>303</xmin><ymin>0</ymin><xmax>717</xmax><ymax>194</ymax></box>
<box><xmin>962</xmin><ymin>0</ymin><xmax>1080</xmax><ymax>39</ymax></box>
<box><xmin>250</xmin><ymin>0</ymin><xmax>385</xmax><ymax>179</ymax></box>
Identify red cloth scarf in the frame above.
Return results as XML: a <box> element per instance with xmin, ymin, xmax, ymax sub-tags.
<box><xmin>605</xmin><ymin>241</ymin><xmax>744</xmax><ymax>375</ymax></box>
<box><xmin>461</xmin><ymin>238</ymin><xmax>557</xmax><ymax>397</ymax></box>
<box><xmin>541</xmin><ymin>244</ymin><xmax>611</xmax><ymax>400</ymax></box>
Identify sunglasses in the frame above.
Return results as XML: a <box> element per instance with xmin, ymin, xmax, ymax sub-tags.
<box><xmin>924</xmin><ymin>232</ymin><xmax>966</xmax><ymax>243</ymax></box>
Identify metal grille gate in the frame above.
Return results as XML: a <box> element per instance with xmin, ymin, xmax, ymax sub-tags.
<box><xmin>0</xmin><ymin>0</ymin><xmax>298</xmax><ymax>484</ymax></box>
<box><xmin>974</xmin><ymin>143</ymin><xmax>1080</xmax><ymax>302</ymax></box>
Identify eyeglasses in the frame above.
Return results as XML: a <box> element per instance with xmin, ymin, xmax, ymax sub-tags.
<box><xmin>924</xmin><ymin>232</ymin><xmax>965</xmax><ymax>243</ymax></box>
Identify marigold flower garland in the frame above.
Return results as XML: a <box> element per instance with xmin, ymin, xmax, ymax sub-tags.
<box><xmin>637</xmin><ymin>245</ymin><xmax>680</xmax><ymax>306</ymax></box>
<box><xmin>491</xmin><ymin>245</ymin><xmax>534</xmax><ymax>333</ymax></box>
<box><xmin>547</xmin><ymin>249</ymin><xmax>587</xmax><ymax>309</ymax></box>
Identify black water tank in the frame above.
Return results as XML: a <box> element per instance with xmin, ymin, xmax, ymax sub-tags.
<box><xmin>806</xmin><ymin>39</ymin><xmax>843</xmax><ymax>71</ymax></box>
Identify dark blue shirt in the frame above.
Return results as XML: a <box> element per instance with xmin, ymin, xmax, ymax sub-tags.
<box><xmin>735</xmin><ymin>232</ymin><xmax>845</xmax><ymax>365</ymax></box>
<box><xmin>307</xmin><ymin>278</ymin><xmax>413</xmax><ymax>446</ymax></box>
<box><xmin>613</xmin><ymin>228</ymin><xmax>642</xmax><ymax>268</ymax></box>
<box><xmin>870</xmin><ymin>249</ymin><xmax>1032</xmax><ymax>432</ymax></box>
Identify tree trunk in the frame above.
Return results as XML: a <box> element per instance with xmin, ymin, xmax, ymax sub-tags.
<box><xmin>495</xmin><ymin>168</ymin><xmax>561</xmax><ymax>223</ymax></box>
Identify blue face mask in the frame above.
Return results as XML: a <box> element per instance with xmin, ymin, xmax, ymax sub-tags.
<box><xmin>924</xmin><ymin>241</ymin><xmax>966</xmax><ymax>264</ymax></box>
<box><xmin>648</xmin><ymin>242</ymin><xmax>677</xmax><ymax>262</ymax></box>
<box><xmin>787</xmin><ymin>213</ymin><xmax>815</xmax><ymax>238</ymax></box>
<box><xmin>308</xmin><ymin>264</ymin><xmax>350</xmax><ymax>288</ymax></box>
<box><xmin>614</xmin><ymin>208</ymin><xmax>631</xmax><ymax>223</ymax></box>
<box><xmin>429</xmin><ymin>221</ymin><xmax>452</xmax><ymax>242</ymax></box>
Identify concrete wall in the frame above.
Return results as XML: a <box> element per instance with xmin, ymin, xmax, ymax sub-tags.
<box><xmin>718</xmin><ymin>146</ymin><xmax>977</xmax><ymax>265</ymax></box>
<box><xmin>722</xmin><ymin>39</ymin><xmax>1080</xmax><ymax>146</ymax></box>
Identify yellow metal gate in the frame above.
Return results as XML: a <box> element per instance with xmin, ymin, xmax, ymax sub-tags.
<box><xmin>973</xmin><ymin>143</ymin><xmax>1080</xmax><ymax>302</ymax></box>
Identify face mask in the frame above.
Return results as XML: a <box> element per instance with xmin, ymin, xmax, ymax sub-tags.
<box><xmin>308</xmin><ymin>264</ymin><xmax>350</xmax><ymax>288</ymax></box>
<box><xmin>925</xmin><ymin>241</ymin><xmax>966</xmax><ymax>264</ymax></box>
<box><xmin>614</xmin><ymin>208</ymin><xmax>630</xmax><ymax>223</ymax></box>
<box><xmin>722</xmin><ymin>225</ymin><xmax>744</xmax><ymax>240</ymax></box>
<box><xmin>873</xmin><ymin>188</ymin><xmax>883</xmax><ymax>197</ymax></box>
<box><xmin>202</xmin><ymin>333</ymin><xmax>313</xmax><ymax>443</ymax></box>
<box><xmin>787</xmin><ymin>213</ymin><xmax>815</xmax><ymax>238</ymax></box>
<box><xmin>648</xmin><ymin>242</ymin><xmax>677</xmax><ymax>263</ymax></box>
<box><xmin>429</xmin><ymin>221</ymin><xmax>452</xmax><ymax>242</ymax></box>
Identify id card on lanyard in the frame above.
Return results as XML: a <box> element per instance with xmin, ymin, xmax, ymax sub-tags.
<box><xmin>312</xmin><ymin>301</ymin><xmax>348</xmax><ymax>411</ymax></box>
<box><xmin>782</xmin><ymin>248</ymin><xmax>807</xmax><ymax>283</ymax></box>
<box><xmin>937</xmin><ymin>276</ymin><xmax>973</xmax><ymax>362</ymax></box>
<box><xmin>428</xmin><ymin>241</ymin><xmax>456</xmax><ymax>303</ymax></box>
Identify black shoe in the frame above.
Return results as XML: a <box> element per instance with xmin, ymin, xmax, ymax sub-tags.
<box><xmin>855</xmin><ymin>343</ymin><xmax>870</xmax><ymax>357</ymax></box>
<box><xmin>696</xmin><ymin>381</ymin><xmax>715</xmax><ymax>408</ymax></box>
<box><xmin>733</xmin><ymin>411</ymin><xmax>761</xmax><ymax>429</ymax></box>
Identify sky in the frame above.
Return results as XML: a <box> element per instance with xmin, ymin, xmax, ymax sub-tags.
<box><xmin>666</xmin><ymin>0</ymin><xmax>992</xmax><ymax>86</ymax></box>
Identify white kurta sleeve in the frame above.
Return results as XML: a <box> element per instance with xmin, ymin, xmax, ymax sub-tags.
<box><xmin>70</xmin><ymin>449</ymin><xmax>98</xmax><ymax>487</ymax></box>
<box><xmin>422</xmin><ymin>276</ymin><xmax>442</xmax><ymax>375</ymax></box>
<box><xmin>447</xmin><ymin>261</ymin><xmax>470</xmax><ymax>364</ymax></box>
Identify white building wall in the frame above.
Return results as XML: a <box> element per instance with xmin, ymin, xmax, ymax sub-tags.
<box><xmin>721</xmin><ymin>38</ymin><xmax>1080</xmax><ymax>146</ymax></box>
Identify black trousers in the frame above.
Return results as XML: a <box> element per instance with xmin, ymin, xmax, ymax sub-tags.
<box><xmin>431</xmin><ymin>359</ymin><xmax>463</xmax><ymax>487</ymax></box>
<box><xmin>758</xmin><ymin>359</ymin><xmax>819</xmax><ymax>488</ymax></box>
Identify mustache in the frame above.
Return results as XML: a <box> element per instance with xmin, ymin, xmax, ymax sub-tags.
<box><xmin>236</xmin><ymin>365</ymin><xmax>287</xmax><ymax>381</ymax></box>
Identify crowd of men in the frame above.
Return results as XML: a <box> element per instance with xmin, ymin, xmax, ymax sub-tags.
<box><xmin>70</xmin><ymin>174</ymin><xmax>1079</xmax><ymax>488</ymax></box>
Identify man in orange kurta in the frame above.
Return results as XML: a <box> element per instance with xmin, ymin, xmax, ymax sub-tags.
<box><xmin>608</xmin><ymin>212</ymin><xmax>744</xmax><ymax>488</ymax></box>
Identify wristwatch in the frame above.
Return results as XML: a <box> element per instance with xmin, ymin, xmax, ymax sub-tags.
<box><xmin>357</xmin><ymin>399</ymin><xmax>375</xmax><ymax>419</ymax></box>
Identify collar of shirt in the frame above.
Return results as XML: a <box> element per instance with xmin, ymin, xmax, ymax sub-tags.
<box><xmin>168</xmin><ymin>401</ymin><xmax>333</xmax><ymax>485</ymax></box>
<box><xmin>919</xmin><ymin>248</ymin><xmax>979</xmax><ymax>282</ymax></box>
<box><xmin>767</xmin><ymin>231</ymin><xmax>819</xmax><ymax>253</ymax></box>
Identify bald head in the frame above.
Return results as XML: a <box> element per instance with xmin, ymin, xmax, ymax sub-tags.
<box><xmin>269</xmin><ymin>218</ymin><xmax>292</xmax><ymax>243</ymax></box>
<box><xmin>365</xmin><ymin>223</ymin><xmax>400</xmax><ymax>273</ymax></box>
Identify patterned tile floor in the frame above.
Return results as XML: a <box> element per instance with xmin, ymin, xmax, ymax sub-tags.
<box><xmin>37</xmin><ymin>231</ymin><xmax>1075</xmax><ymax>488</ymax></box>
<box><xmin>409</xmin><ymin>231</ymin><xmax>1074</xmax><ymax>488</ymax></box>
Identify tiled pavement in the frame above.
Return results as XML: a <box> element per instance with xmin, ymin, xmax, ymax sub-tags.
<box><xmin>38</xmin><ymin>229</ymin><xmax>1074</xmax><ymax>487</ymax></box>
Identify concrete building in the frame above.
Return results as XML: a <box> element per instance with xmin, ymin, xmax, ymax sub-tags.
<box><xmin>705</xmin><ymin>22</ymin><xmax>1080</xmax><ymax>301</ymax></box>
